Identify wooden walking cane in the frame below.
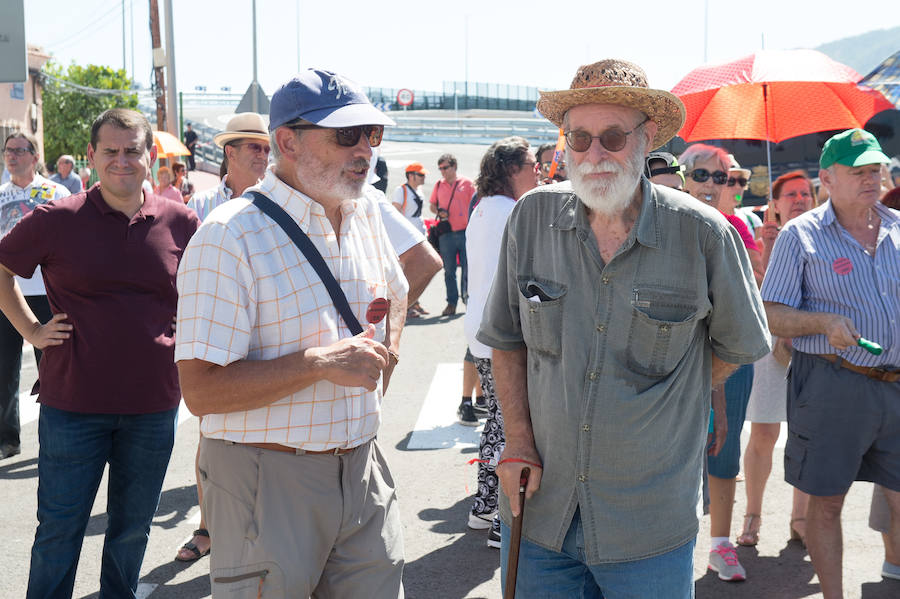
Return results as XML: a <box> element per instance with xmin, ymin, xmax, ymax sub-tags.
<box><xmin>504</xmin><ymin>467</ymin><xmax>530</xmax><ymax>599</ymax></box>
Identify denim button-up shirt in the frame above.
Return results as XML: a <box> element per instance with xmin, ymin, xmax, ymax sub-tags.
<box><xmin>477</xmin><ymin>179</ymin><xmax>771</xmax><ymax>563</ymax></box>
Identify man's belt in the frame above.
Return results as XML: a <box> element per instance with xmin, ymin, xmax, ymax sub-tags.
<box><xmin>239</xmin><ymin>442</ymin><xmax>356</xmax><ymax>456</ymax></box>
<box><xmin>815</xmin><ymin>354</ymin><xmax>900</xmax><ymax>383</ymax></box>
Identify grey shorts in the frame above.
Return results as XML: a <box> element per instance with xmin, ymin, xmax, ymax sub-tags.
<box><xmin>198</xmin><ymin>437</ymin><xmax>404</xmax><ymax>599</ymax></box>
<box><xmin>869</xmin><ymin>484</ymin><xmax>891</xmax><ymax>533</ymax></box>
<box><xmin>784</xmin><ymin>351</ymin><xmax>900</xmax><ymax>497</ymax></box>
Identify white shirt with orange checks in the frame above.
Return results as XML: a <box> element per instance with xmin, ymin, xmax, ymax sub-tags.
<box><xmin>175</xmin><ymin>169</ymin><xmax>408</xmax><ymax>450</ymax></box>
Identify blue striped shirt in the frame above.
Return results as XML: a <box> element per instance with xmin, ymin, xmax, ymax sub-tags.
<box><xmin>760</xmin><ymin>200</ymin><xmax>900</xmax><ymax>367</ymax></box>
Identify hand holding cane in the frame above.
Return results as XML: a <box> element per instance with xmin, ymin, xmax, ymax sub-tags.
<box><xmin>504</xmin><ymin>467</ymin><xmax>530</xmax><ymax>599</ymax></box>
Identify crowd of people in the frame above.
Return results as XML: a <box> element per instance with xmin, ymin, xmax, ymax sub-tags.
<box><xmin>0</xmin><ymin>57</ymin><xmax>898</xmax><ymax>599</ymax></box>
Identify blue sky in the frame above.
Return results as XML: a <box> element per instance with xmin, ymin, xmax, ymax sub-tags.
<box><xmin>23</xmin><ymin>0</ymin><xmax>900</xmax><ymax>96</ymax></box>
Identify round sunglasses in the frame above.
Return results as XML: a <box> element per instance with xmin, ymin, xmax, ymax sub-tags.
<box><xmin>689</xmin><ymin>169</ymin><xmax>728</xmax><ymax>185</ymax></box>
<box><xmin>726</xmin><ymin>176</ymin><xmax>748</xmax><ymax>187</ymax></box>
<box><xmin>564</xmin><ymin>117</ymin><xmax>649</xmax><ymax>153</ymax></box>
<box><xmin>289</xmin><ymin>124</ymin><xmax>384</xmax><ymax>148</ymax></box>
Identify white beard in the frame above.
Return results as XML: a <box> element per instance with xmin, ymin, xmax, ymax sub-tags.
<box><xmin>567</xmin><ymin>138</ymin><xmax>646</xmax><ymax>217</ymax></box>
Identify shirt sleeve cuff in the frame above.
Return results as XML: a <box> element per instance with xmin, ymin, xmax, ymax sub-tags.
<box><xmin>174</xmin><ymin>342</ymin><xmax>245</xmax><ymax>366</ymax></box>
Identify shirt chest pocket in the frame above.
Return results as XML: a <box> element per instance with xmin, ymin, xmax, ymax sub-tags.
<box><xmin>518</xmin><ymin>278</ymin><xmax>566</xmax><ymax>358</ymax></box>
<box><xmin>627</xmin><ymin>287</ymin><xmax>701</xmax><ymax>377</ymax></box>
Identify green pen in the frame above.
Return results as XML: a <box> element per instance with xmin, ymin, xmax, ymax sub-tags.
<box><xmin>857</xmin><ymin>337</ymin><xmax>884</xmax><ymax>356</ymax></box>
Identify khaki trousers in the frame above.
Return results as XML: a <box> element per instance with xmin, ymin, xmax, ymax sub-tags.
<box><xmin>199</xmin><ymin>437</ymin><xmax>405</xmax><ymax>598</ymax></box>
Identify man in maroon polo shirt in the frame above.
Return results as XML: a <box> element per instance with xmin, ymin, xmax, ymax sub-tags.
<box><xmin>0</xmin><ymin>108</ymin><xmax>199</xmax><ymax>599</ymax></box>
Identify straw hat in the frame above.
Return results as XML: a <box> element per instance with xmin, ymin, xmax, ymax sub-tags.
<box><xmin>537</xmin><ymin>59</ymin><xmax>686</xmax><ymax>150</ymax></box>
<box><xmin>728</xmin><ymin>154</ymin><xmax>752</xmax><ymax>177</ymax></box>
<box><xmin>213</xmin><ymin>112</ymin><xmax>270</xmax><ymax>147</ymax></box>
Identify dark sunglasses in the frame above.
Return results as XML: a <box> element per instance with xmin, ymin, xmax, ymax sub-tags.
<box><xmin>564</xmin><ymin>117</ymin><xmax>649</xmax><ymax>153</ymax></box>
<box><xmin>727</xmin><ymin>176</ymin><xmax>748</xmax><ymax>187</ymax></box>
<box><xmin>233</xmin><ymin>142</ymin><xmax>271</xmax><ymax>155</ymax></box>
<box><xmin>689</xmin><ymin>169</ymin><xmax>728</xmax><ymax>185</ymax></box>
<box><xmin>438</xmin><ymin>164</ymin><xmax>454</xmax><ymax>171</ymax></box>
<box><xmin>289</xmin><ymin>124</ymin><xmax>384</xmax><ymax>148</ymax></box>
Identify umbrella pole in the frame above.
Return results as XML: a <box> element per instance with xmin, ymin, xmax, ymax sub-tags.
<box><xmin>764</xmin><ymin>84</ymin><xmax>773</xmax><ymax>202</ymax></box>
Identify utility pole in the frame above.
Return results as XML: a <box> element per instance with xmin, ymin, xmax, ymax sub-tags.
<box><xmin>164</xmin><ymin>0</ymin><xmax>178</xmax><ymax>137</ymax></box>
<box><xmin>121</xmin><ymin>0</ymin><xmax>126</xmax><ymax>74</ymax></box>
<box><xmin>130</xmin><ymin>0</ymin><xmax>135</xmax><ymax>84</ymax></box>
<box><xmin>251</xmin><ymin>0</ymin><xmax>258</xmax><ymax>113</ymax></box>
<box><xmin>149</xmin><ymin>0</ymin><xmax>167</xmax><ymax>132</ymax></box>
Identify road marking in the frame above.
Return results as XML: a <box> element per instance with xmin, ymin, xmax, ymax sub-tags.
<box><xmin>136</xmin><ymin>583</ymin><xmax>158</xmax><ymax>598</ymax></box>
<box><xmin>407</xmin><ymin>362</ymin><xmax>482</xmax><ymax>450</ymax></box>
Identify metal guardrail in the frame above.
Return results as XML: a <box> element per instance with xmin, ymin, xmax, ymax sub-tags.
<box><xmin>384</xmin><ymin>117</ymin><xmax>559</xmax><ymax>145</ymax></box>
<box><xmin>138</xmin><ymin>102</ymin><xmax>560</xmax><ymax>152</ymax></box>
<box><xmin>140</xmin><ymin>103</ymin><xmax>224</xmax><ymax>169</ymax></box>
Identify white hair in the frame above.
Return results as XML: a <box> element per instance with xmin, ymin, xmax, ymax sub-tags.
<box><xmin>568</xmin><ymin>133</ymin><xmax>648</xmax><ymax>216</ymax></box>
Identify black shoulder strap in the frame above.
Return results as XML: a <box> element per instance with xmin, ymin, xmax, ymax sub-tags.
<box><xmin>244</xmin><ymin>191</ymin><xmax>363</xmax><ymax>335</ymax></box>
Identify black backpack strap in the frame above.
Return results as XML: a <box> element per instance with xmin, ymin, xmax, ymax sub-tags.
<box><xmin>244</xmin><ymin>191</ymin><xmax>363</xmax><ymax>335</ymax></box>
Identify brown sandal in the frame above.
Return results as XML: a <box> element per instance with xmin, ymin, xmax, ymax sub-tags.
<box><xmin>790</xmin><ymin>517</ymin><xmax>807</xmax><ymax>548</ymax></box>
<box><xmin>736</xmin><ymin>513</ymin><xmax>761</xmax><ymax>546</ymax></box>
<box><xmin>175</xmin><ymin>528</ymin><xmax>210</xmax><ymax>562</ymax></box>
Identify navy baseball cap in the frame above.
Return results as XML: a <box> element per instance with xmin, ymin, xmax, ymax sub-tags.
<box><xmin>268</xmin><ymin>69</ymin><xmax>395</xmax><ymax>132</ymax></box>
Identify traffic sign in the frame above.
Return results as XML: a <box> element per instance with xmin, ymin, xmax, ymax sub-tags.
<box><xmin>396</xmin><ymin>88</ymin><xmax>414</xmax><ymax>107</ymax></box>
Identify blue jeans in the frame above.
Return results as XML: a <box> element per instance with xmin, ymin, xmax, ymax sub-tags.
<box><xmin>707</xmin><ymin>363</ymin><xmax>753</xmax><ymax>479</ymax></box>
<box><xmin>438</xmin><ymin>229</ymin><xmax>467</xmax><ymax>306</ymax></box>
<box><xmin>27</xmin><ymin>405</ymin><xmax>177</xmax><ymax>599</ymax></box>
<box><xmin>500</xmin><ymin>510</ymin><xmax>695</xmax><ymax>599</ymax></box>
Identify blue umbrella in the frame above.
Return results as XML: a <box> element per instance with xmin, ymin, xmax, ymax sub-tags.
<box><xmin>860</xmin><ymin>50</ymin><xmax>900</xmax><ymax>108</ymax></box>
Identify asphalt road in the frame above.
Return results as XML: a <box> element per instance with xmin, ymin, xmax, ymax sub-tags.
<box><xmin>1</xmin><ymin>141</ymin><xmax>898</xmax><ymax>598</ymax></box>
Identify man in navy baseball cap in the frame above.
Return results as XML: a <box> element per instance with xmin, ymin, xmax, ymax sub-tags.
<box><xmin>177</xmin><ymin>68</ymin><xmax>408</xmax><ymax>598</ymax></box>
<box><xmin>268</xmin><ymin>68</ymin><xmax>395</xmax><ymax>130</ymax></box>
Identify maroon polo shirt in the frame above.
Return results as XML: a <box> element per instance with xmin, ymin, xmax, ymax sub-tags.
<box><xmin>0</xmin><ymin>184</ymin><xmax>200</xmax><ymax>414</ymax></box>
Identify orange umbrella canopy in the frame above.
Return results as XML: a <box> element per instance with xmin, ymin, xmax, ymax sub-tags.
<box><xmin>672</xmin><ymin>49</ymin><xmax>894</xmax><ymax>143</ymax></box>
<box><xmin>152</xmin><ymin>130</ymin><xmax>191</xmax><ymax>157</ymax></box>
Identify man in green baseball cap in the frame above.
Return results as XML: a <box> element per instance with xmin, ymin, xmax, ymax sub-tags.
<box><xmin>762</xmin><ymin>127</ymin><xmax>900</xmax><ymax>597</ymax></box>
<box><xmin>819</xmin><ymin>128</ymin><xmax>890</xmax><ymax>170</ymax></box>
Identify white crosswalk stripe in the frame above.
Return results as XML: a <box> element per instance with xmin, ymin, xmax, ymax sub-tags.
<box><xmin>407</xmin><ymin>362</ymin><xmax>482</xmax><ymax>449</ymax></box>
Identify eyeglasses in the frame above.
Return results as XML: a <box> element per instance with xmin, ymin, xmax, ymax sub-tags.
<box><xmin>564</xmin><ymin>117</ymin><xmax>649</xmax><ymax>153</ymax></box>
<box><xmin>726</xmin><ymin>176</ymin><xmax>748</xmax><ymax>187</ymax></box>
<box><xmin>233</xmin><ymin>142</ymin><xmax>271</xmax><ymax>155</ymax></box>
<box><xmin>438</xmin><ymin>164</ymin><xmax>453</xmax><ymax>171</ymax></box>
<box><xmin>289</xmin><ymin>124</ymin><xmax>384</xmax><ymax>148</ymax></box>
<box><xmin>2</xmin><ymin>147</ymin><xmax>34</xmax><ymax>157</ymax></box>
<box><xmin>689</xmin><ymin>169</ymin><xmax>728</xmax><ymax>185</ymax></box>
<box><xmin>540</xmin><ymin>161</ymin><xmax>566</xmax><ymax>174</ymax></box>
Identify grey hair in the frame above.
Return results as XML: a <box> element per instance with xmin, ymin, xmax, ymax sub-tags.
<box><xmin>678</xmin><ymin>143</ymin><xmax>730</xmax><ymax>173</ymax></box>
<box><xmin>270</xmin><ymin>119</ymin><xmax>311</xmax><ymax>163</ymax></box>
<box><xmin>269</xmin><ymin>130</ymin><xmax>281</xmax><ymax>162</ymax></box>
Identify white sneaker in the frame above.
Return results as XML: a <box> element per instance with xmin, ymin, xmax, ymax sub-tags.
<box><xmin>708</xmin><ymin>542</ymin><xmax>746</xmax><ymax>581</ymax></box>
<box><xmin>467</xmin><ymin>512</ymin><xmax>494</xmax><ymax>530</ymax></box>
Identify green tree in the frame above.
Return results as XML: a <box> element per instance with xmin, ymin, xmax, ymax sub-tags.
<box><xmin>41</xmin><ymin>61</ymin><xmax>138</xmax><ymax>168</ymax></box>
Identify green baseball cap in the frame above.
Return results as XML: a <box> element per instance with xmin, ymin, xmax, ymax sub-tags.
<box><xmin>820</xmin><ymin>128</ymin><xmax>890</xmax><ymax>169</ymax></box>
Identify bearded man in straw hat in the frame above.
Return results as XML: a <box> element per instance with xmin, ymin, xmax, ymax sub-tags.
<box><xmin>186</xmin><ymin>112</ymin><xmax>271</xmax><ymax>221</ymax></box>
<box><xmin>476</xmin><ymin>58</ymin><xmax>771</xmax><ymax>597</ymax></box>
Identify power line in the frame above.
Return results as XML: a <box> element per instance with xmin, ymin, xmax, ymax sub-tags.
<box><xmin>38</xmin><ymin>71</ymin><xmax>137</xmax><ymax>97</ymax></box>
<box><xmin>46</xmin><ymin>1</ymin><xmax>124</xmax><ymax>54</ymax></box>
